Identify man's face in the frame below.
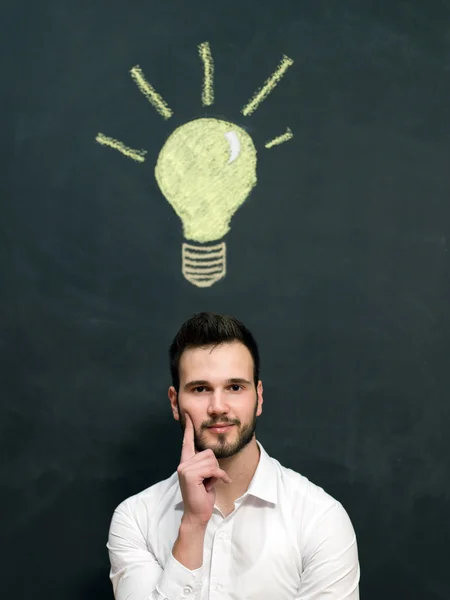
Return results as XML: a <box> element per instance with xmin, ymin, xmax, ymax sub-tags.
<box><xmin>169</xmin><ymin>341</ymin><xmax>263</xmax><ymax>459</ymax></box>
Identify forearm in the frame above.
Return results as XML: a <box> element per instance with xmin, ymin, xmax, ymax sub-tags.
<box><xmin>172</xmin><ymin>520</ymin><xmax>207</xmax><ymax>570</ymax></box>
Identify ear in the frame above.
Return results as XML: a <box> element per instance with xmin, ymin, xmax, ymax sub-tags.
<box><xmin>168</xmin><ymin>386</ymin><xmax>180</xmax><ymax>421</ymax></box>
<box><xmin>256</xmin><ymin>380</ymin><xmax>263</xmax><ymax>416</ymax></box>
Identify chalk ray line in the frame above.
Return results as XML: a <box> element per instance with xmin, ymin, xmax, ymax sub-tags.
<box><xmin>241</xmin><ymin>54</ymin><xmax>293</xmax><ymax>117</ymax></box>
<box><xmin>130</xmin><ymin>65</ymin><xmax>173</xmax><ymax>119</ymax></box>
<box><xmin>265</xmin><ymin>127</ymin><xmax>294</xmax><ymax>149</ymax></box>
<box><xmin>95</xmin><ymin>133</ymin><xmax>147</xmax><ymax>162</ymax></box>
<box><xmin>198</xmin><ymin>41</ymin><xmax>214</xmax><ymax>106</ymax></box>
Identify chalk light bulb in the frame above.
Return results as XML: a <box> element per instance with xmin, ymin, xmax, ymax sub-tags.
<box><xmin>155</xmin><ymin>117</ymin><xmax>257</xmax><ymax>287</ymax></box>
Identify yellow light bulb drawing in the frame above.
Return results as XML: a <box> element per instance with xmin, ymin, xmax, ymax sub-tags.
<box><xmin>155</xmin><ymin>118</ymin><xmax>257</xmax><ymax>285</ymax></box>
<box><xmin>96</xmin><ymin>42</ymin><xmax>294</xmax><ymax>287</ymax></box>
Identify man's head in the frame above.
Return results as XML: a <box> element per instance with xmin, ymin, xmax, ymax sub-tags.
<box><xmin>168</xmin><ymin>312</ymin><xmax>263</xmax><ymax>459</ymax></box>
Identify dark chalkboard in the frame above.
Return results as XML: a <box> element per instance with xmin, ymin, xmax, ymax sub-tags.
<box><xmin>2</xmin><ymin>0</ymin><xmax>450</xmax><ymax>598</ymax></box>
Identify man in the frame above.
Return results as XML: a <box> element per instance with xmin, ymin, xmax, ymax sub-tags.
<box><xmin>107</xmin><ymin>312</ymin><xmax>360</xmax><ymax>599</ymax></box>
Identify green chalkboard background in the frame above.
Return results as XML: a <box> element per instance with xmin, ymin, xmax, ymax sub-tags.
<box><xmin>2</xmin><ymin>0</ymin><xmax>450</xmax><ymax>598</ymax></box>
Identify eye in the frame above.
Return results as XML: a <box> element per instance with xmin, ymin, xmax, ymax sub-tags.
<box><xmin>193</xmin><ymin>386</ymin><xmax>208</xmax><ymax>393</ymax></box>
<box><xmin>229</xmin><ymin>384</ymin><xmax>243</xmax><ymax>391</ymax></box>
<box><xmin>225</xmin><ymin>131</ymin><xmax>240</xmax><ymax>163</ymax></box>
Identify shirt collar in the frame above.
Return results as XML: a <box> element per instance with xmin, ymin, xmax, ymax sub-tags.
<box><xmin>173</xmin><ymin>439</ymin><xmax>277</xmax><ymax>507</ymax></box>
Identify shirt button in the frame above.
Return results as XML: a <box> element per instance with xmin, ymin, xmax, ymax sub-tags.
<box><xmin>219</xmin><ymin>532</ymin><xmax>225</xmax><ymax>538</ymax></box>
<box><xmin>214</xmin><ymin>585</ymin><xmax>221</xmax><ymax>591</ymax></box>
<box><xmin>183</xmin><ymin>586</ymin><xmax>192</xmax><ymax>594</ymax></box>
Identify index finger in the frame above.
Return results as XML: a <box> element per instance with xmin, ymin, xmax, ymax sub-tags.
<box><xmin>180</xmin><ymin>411</ymin><xmax>196</xmax><ymax>463</ymax></box>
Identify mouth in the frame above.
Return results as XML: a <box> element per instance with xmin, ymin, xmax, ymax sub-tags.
<box><xmin>208</xmin><ymin>424</ymin><xmax>234</xmax><ymax>433</ymax></box>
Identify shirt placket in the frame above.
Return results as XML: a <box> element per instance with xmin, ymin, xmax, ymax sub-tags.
<box><xmin>209</xmin><ymin>514</ymin><xmax>234</xmax><ymax>598</ymax></box>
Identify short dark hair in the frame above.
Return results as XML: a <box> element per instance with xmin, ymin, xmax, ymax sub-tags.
<box><xmin>169</xmin><ymin>312</ymin><xmax>260</xmax><ymax>392</ymax></box>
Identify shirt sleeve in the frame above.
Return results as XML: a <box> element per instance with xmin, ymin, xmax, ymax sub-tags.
<box><xmin>297</xmin><ymin>501</ymin><xmax>360</xmax><ymax>600</ymax></box>
<box><xmin>107</xmin><ymin>500</ymin><xmax>204</xmax><ymax>600</ymax></box>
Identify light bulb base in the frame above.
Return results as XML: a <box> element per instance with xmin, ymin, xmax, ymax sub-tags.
<box><xmin>182</xmin><ymin>241</ymin><xmax>226</xmax><ymax>288</ymax></box>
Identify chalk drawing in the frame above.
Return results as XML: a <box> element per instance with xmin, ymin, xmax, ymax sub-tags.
<box><xmin>130</xmin><ymin>65</ymin><xmax>173</xmax><ymax>119</ymax></box>
<box><xmin>182</xmin><ymin>241</ymin><xmax>226</xmax><ymax>288</ymax></box>
<box><xmin>265</xmin><ymin>127</ymin><xmax>293</xmax><ymax>149</ymax></box>
<box><xmin>241</xmin><ymin>55</ymin><xmax>293</xmax><ymax>117</ymax></box>
<box><xmin>95</xmin><ymin>133</ymin><xmax>147</xmax><ymax>162</ymax></box>
<box><xmin>225</xmin><ymin>132</ymin><xmax>240</xmax><ymax>163</ymax></box>
<box><xmin>199</xmin><ymin>41</ymin><xmax>214</xmax><ymax>107</ymax></box>
<box><xmin>96</xmin><ymin>42</ymin><xmax>294</xmax><ymax>287</ymax></box>
<box><xmin>155</xmin><ymin>117</ymin><xmax>257</xmax><ymax>240</ymax></box>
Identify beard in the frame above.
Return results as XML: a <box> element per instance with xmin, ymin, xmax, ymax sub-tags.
<box><xmin>177</xmin><ymin>395</ymin><xmax>259</xmax><ymax>459</ymax></box>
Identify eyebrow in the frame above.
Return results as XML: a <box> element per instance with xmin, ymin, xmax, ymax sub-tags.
<box><xmin>184</xmin><ymin>378</ymin><xmax>252</xmax><ymax>390</ymax></box>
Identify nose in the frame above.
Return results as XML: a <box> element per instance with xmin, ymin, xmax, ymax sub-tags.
<box><xmin>207</xmin><ymin>389</ymin><xmax>230</xmax><ymax>417</ymax></box>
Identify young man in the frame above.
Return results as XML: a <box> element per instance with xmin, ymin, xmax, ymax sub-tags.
<box><xmin>107</xmin><ymin>312</ymin><xmax>360</xmax><ymax>599</ymax></box>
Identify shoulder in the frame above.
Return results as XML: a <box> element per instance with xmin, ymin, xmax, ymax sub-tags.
<box><xmin>274</xmin><ymin>455</ymin><xmax>338</xmax><ymax>508</ymax></box>
<box><xmin>272</xmin><ymin>456</ymin><xmax>354</xmax><ymax>541</ymax></box>
<box><xmin>110</xmin><ymin>470</ymin><xmax>179</xmax><ymax>531</ymax></box>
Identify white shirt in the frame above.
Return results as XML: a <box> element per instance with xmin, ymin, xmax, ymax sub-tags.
<box><xmin>107</xmin><ymin>439</ymin><xmax>360</xmax><ymax>600</ymax></box>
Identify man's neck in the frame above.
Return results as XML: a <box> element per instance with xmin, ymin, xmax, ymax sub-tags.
<box><xmin>215</xmin><ymin>438</ymin><xmax>261</xmax><ymax>501</ymax></box>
